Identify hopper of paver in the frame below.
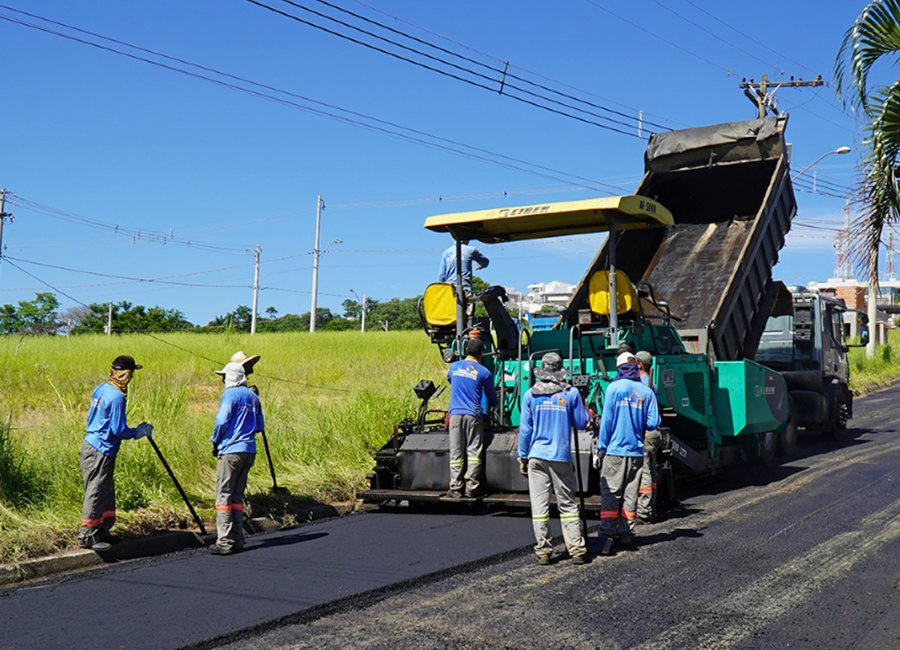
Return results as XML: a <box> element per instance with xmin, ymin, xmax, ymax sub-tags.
<box><xmin>564</xmin><ymin>116</ymin><xmax>797</xmax><ymax>361</ymax></box>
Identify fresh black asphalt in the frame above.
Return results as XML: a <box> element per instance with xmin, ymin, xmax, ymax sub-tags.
<box><xmin>1</xmin><ymin>385</ymin><xmax>898</xmax><ymax>649</ymax></box>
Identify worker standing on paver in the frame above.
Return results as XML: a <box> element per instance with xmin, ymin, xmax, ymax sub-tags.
<box><xmin>79</xmin><ymin>354</ymin><xmax>153</xmax><ymax>552</ymax></box>
<box><xmin>635</xmin><ymin>350</ymin><xmax>662</xmax><ymax>523</ymax></box>
<box><xmin>438</xmin><ymin>239</ymin><xmax>489</xmax><ymax>321</ymax></box>
<box><xmin>596</xmin><ymin>351</ymin><xmax>660</xmax><ymax>554</ymax></box>
<box><xmin>445</xmin><ymin>337</ymin><xmax>497</xmax><ymax>499</ymax></box>
<box><xmin>518</xmin><ymin>352</ymin><xmax>590</xmax><ymax>565</ymax></box>
<box><xmin>209</xmin><ymin>353</ymin><xmax>264</xmax><ymax>555</ymax></box>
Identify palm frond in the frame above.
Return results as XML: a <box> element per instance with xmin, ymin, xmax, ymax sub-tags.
<box><xmin>834</xmin><ymin>0</ymin><xmax>900</xmax><ymax>112</ymax></box>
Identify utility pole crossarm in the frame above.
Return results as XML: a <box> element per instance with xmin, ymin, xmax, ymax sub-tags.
<box><xmin>739</xmin><ymin>74</ymin><xmax>824</xmax><ymax>118</ymax></box>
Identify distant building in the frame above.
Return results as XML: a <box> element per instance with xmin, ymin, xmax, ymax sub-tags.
<box><xmin>526</xmin><ymin>280</ymin><xmax>575</xmax><ymax>310</ymax></box>
<box><xmin>807</xmin><ymin>278</ymin><xmax>899</xmax><ymax>341</ymax></box>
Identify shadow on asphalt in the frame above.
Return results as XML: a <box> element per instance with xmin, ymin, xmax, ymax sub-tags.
<box><xmin>246</xmin><ymin>531</ymin><xmax>329</xmax><ymax>553</ymax></box>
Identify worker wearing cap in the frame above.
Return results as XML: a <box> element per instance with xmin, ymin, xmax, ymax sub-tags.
<box><xmin>79</xmin><ymin>355</ymin><xmax>154</xmax><ymax>551</ymax></box>
<box><xmin>445</xmin><ymin>337</ymin><xmax>497</xmax><ymax>499</ymax></box>
<box><xmin>636</xmin><ymin>350</ymin><xmax>661</xmax><ymax>522</ymax></box>
<box><xmin>209</xmin><ymin>352</ymin><xmax>263</xmax><ymax>555</ymax></box>
<box><xmin>518</xmin><ymin>352</ymin><xmax>590</xmax><ymax>565</ymax></box>
<box><xmin>595</xmin><ymin>351</ymin><xmax>660</xmax><ymax>553</ymax></box>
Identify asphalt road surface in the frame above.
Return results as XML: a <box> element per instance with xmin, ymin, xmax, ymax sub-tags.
<box><xmin>2</xmin><ymin>386</ymin><xmax>898</xmax><ymax>649</ymax></box>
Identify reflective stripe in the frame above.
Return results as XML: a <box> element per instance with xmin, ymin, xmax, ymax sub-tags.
<box><xmin>600</xmin><ymin>510</ymin><xmax>619</xmax><ymax>519</ymax></box>
<box><xmin>622</xmin><ymin>510</ymin><xmax>637</xmax><ymax>521</ymax></box>
<box><xmin>102</xmin><ymin>510</ymin><xmax>116</xmax><ymax>520</ymax></box>
<box><xmin>560</xmin><ymin>513</ymin><xmax>581</xmax><ymax>521</ymax></box>
<box><xmin>532</xmin><ymin>514</ymin><xmax>550</xmax><ymax>521</ymax></box>
<box><xmin>467</xmin><ymin>457</ymin><xmax>482</xmax><ymax>465</ymax></box>
<box><xmin>81</xmin><ymin>517</ymin><xmax>103</xmax><ymax>527</ymax></box>
<box><xmin>449</xmin><ymin>460</ymin><xmax>465</xmax><ymax>467</ymax></box>
<box><xmin>231</xmin><ymin>503</ymin><xmax>244</xmax><ymax>511</ymax></box>
<box><xmin>215</xmin><ymin>504</ymin><xmax>232</xmax><ymax>513</ymax></box>
<box><xmin>638</xmin><ymin>486</ymin><xmax>654</xmax><ymax>494</ymax></box>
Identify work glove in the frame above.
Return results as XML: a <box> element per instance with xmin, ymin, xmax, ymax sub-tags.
<box><xmin>518</xmin><ymin>458</ymin><xmax>528</xmax><ymax>476</ymax></box>
<box><xmin>135</xmin><ymin>422</ymin><xmax>153</xmax><ymax>439</ymax></box>
<box><xmin>592</xmin><ymin>451</ymin><xmax>605</xmax><ymax>471</ymax></box>
<box><xmin>211</xmin><ymin>443</ymin><xmax>219</xmax><ymax>458</ymax></box>
<box><xmin>249</xmin><ymin>384</ymin><xmax>259</xmax><ymax>396</ymax></box>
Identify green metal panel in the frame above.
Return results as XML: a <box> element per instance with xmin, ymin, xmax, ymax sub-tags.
<box><xmin>713</xmin><ymin>360</ymin><xmax>789</xmax><ymax>437</ymax></box>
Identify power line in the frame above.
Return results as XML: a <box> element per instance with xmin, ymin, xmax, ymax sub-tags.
<box><xmin>307</xmin><ymin>0</ymin><xmax>671</xmax><ymax>132</ymax></box>
<box><xmin>246</xmin><ymin>0</ymin><xmax>648</xmax><ymax>138</ymax></box>
<box><xmin>0</xmin><ymin>8</ymin><xmax>629</xmax><ymax>194</ymax></box>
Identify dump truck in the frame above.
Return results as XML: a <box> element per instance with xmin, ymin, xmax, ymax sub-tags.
<box><xmin>359</xmin><ymin>117</ymin><xmax>800</xmax><ymax>509</ymax></box>
<box><xmin>756</xmin><ymin>285</ymin><xmax>869</xmax><ymax>445</ymax></box>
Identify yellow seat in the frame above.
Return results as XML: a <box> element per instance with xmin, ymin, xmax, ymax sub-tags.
<box><xmin>422</xmin><ymin>282</ymin><xmax>457</xmax><ymax>327</ymax></box>
<box><xmin>588</xmin><ymin>271</ymin><xmax>639</xmax><ymax>316</ymax></box>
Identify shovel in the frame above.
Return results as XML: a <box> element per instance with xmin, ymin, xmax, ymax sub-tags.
<box><xmin>260</xmin><ymin>430</ymin><xmax>288</xmax><ymax>495</ymax></box>
<box><xmin>147</xmin><ymin>435</ymin><xmax>208</xmax><ymax>536</ymax></box>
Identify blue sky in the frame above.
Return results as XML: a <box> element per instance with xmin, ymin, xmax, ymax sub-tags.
<box><xmin>0</xmin><ymin>1</ymin><xmax>877</xmax><ymax>325</ymax></box>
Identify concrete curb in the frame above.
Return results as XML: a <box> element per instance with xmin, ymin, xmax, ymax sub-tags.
<box><xmin>852</xmin><ymin>374</ymin><xmax>900</xmax><ymax>398</ymax></box>
<box><xmin>0</xmin><ymin>502</ymin><xmax>360</xmax><ymax>589</ymax></box>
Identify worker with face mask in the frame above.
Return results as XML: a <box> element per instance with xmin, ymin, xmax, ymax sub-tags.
<box><xmin>79</xmin><ymin>355</ymin><xmax>153</xmax><ymax>552</ymax></box>
<box><xmin>209</xmin><ymin>352</ymin><xmax>263</xmax><ymax>555</ymax></box>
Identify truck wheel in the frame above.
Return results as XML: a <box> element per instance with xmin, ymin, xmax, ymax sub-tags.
<box><xmin>777</xmin><ymin>401</ymin><xmax>798</xmax><ymax>456</ymax></box>
<box><xmin>823</xmin><ymin>401</ymin><xmax>850</xmax><ymax>441</ymax></box>
<box><xmin>757</xmin><ymin>430</ymin><xmax>778</xmax><ymax>464</ymax></box>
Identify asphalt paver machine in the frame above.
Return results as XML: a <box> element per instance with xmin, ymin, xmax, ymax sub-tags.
<box><xmin>360</xmin><ymin>190</ymin><xmax>793</xmax><ymax>509</ymax></box>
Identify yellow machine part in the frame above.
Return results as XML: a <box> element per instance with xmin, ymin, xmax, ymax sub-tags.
<box><xmin>422</xmin><ymin>283</ymin><xmax>457</xmax><ymax>326</ymax></box>
<box><xmin>588</xmin><ymin>270</ymin><xmax>638</xmax><ymax>316</ymax></box>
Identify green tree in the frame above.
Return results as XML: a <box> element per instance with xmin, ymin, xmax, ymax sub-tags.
<box><xmin>73</xmin><ymin>301</ymin><xmax>192</xmax><ymax>334</ymax></box>
<box><xmin>0</xmin><ymin>292</ymin><xmax>60</xmax><ymax>335</ymax></box>
<box><xmin>835</xmin><ymin>1</ymin><xmax>900</xmax><ymax>282</ymax></box>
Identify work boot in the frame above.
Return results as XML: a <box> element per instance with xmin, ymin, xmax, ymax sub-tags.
<box><xmin>618</xmin><ymin>532</ymin><xmax>637</xmax><ymax>549</ymax></box>
<box><xmin>536</xmin><ymin>553</ymin><xmax>551</xmax><ymax>566</ymax></box>
<box><xmin>597</xmin><ymin>536</ymin><xmax>615</xmax><ymax>556</ymax></box>
<box><xmin>572</xmin><ymin>552</ymin><xmax>590</xmax><ymax>565</ymax></box>
<box><xmin>442</xmin><ymin>491</ymin><xmax>464</xmax><ymax>500</ymax></box>
<box><xmin>465</xmin><ymin>489</ymin><xmax>485</xmax><ymax>499</ymax></box>
<box><xmin>208</xmin><ymin>543</ymin><xmax>236</xmax><ymax>555</ymax></box>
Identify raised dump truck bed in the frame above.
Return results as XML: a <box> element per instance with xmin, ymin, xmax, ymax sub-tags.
<box><xmin>565</xmin><ymin>117</ymin><xmax>797</xmax><ymax>361</ymax></box>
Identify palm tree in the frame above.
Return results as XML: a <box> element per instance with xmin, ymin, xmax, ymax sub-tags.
<box><xmin>834</xmin><ymin>0</ymin><xmax>900</xmax><ymax>355</ymax></box>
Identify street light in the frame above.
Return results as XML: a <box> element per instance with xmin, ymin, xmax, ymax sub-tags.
<box><xmin>349</xmin><ymin>288</ymin><xmax>366</xmax><ymax>332</ymax></box>
<box><xmin>791</xmin><ymin>146</ymin><xmax>851</xmax><ymax>182</ymax></box>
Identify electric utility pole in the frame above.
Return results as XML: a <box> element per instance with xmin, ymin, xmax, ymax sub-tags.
<box><xmin>106</xmin><ymin>301</ymin><xmax>113</xmax><ymax>336</ymax></box>
<box><xmin>0</xmin><ymin>188</ymin><xmax>12</xmax><ymax>263</ymax></box>
<box><xmin>310</xmin><ymin>194</ymin><xmax>324</xmax><ymax>333</ymax></box>
<box><xmin>251</xmin><ymin>244</ymin><xmax>261</xmax><ymax>335</ymax></box>
<box><xmin>740</xmin><ymin>74</ymin><xmax>824</xmax><ymax>118</ymax></box>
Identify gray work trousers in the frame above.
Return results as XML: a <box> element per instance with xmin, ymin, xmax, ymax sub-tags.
<box><xmin>448</xmin><ymin>414</ymin><xmax>483</xmax><ymax>496</ymax></box>
<box><xmin>638</xmin><ymin>429</ymin><xmax>661</xmax><ymax>520</ymax></box>
<box><xmin>79</xmin><ymin>441</ymin><xmax>117</xmax><ymax>544</ymax></box>
<box><xmin>527</xmin><ymin>458</ymin><xmax>586</xmax><ymax>558</ymax></box>
<box><xmin>215</xmin><ymin>453</ymin><xmax>255</xmax><ymax>550</ymax></box>
<box><xmin>599</xmin><ymin>455</ymin><xmax>644</xmax><ymax>537</ymax></box>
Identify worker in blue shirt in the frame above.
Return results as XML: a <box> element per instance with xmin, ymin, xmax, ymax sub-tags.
<box><xmin>445</xmin><ymin>337</ymin><xmax>497</xmax><ymax>499</ymax></box>
<box><xmin>595</xmin><ymin>351</ymin><xmax>661</xmax><ymax>554</ymax></box>
<box><xmin>438</xmin><ymin>240</ymin><xmax>489</xmax><ymax>322</ymax></box>
<box><xmin>209</xmin><ymin>353</ymin><xmax>264</xmax><ymax>555</ymax></box>
<box><xmin>79</xmin><ymin>354</ymin><xmax>153</xmax><ymax>551</ymax></box>
<box><xmin>518</xmin><ymin>352</ymin><xmax>590</xmax><ymax>565</ymax></box>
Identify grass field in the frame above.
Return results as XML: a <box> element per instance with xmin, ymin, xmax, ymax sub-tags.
<box><xmin>1</xmin><ymin>328</ymin><xmax>898</xmax><ymax>563</ymax></box>
<box><xmin>0</xmin><ymin>331</ymin><xmax>445</xmax><ymax>562</ymax></box>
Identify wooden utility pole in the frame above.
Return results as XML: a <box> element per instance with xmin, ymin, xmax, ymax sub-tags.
<box><xmin>251</xmin><ymin>244</ymin><xmax>261</xmax><ymax>335</ymax></box>
<box><xmin>106</xmin><ymin>301</ymin><xmax>113</xmax><ymax>336</ymax></box>
<box><xmin>740</xmin><ymin>74</ymin><xmax>824</xmax><ymax>118</ymax></box>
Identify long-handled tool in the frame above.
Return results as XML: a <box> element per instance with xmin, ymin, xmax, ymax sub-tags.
<box><xmin>147</xmin><ymin>435</ymin><xmax>208</xmax><ymax>535</ymax></box>
<box><xmin>571</xmin><ymin>425</ymin><xmax>588</xmax><ymax>540</ymax></box>
<box><xmin>260</xmin><ymin>430</ymin><xmax>288</xmax><ymax>494</ymax></box>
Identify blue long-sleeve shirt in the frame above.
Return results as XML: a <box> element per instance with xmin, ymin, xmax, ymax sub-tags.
<box><xmin>518</xmin><ymin>387</ymin><xmax>589</xmax><ymax>463</ymax></box>
<box><xmin>84</xmin><ymin>382</ymin><xmax>140</xmax><ymax>457</ymax></box>
<box><xmin>211</xmin><ymin>386</ymin><xmax>265</xmax><ymax>455</ymax></box>
<box><xmin>438</xmin><ymin>244</ymin><xmax>489</xmax><ymax>292</ymax></box>
<box><xmin>447</xmin><ymin>357</ymin><xmax>497</xmax><ymax>416</ymax></box>
<box><xmin>597</xmin><ymin>378</ymin><xmax>661</xmax><ymax>457</ymax></box>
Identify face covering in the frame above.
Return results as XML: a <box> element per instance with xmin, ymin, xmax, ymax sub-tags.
<box><xmin>109</xmin><ymin>368</ymin><xmax>133</xmax><ymax>394</ymax></box>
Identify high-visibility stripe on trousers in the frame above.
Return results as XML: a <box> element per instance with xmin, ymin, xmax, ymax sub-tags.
<box><xmin>79</xmin><ymin>441</ymin><xmax>117</xmax><ymax>543</ymax></box>
<box><xmin>214</xmin><ymin>452</ymin><xmax>255</xmax><ymax>550</ymax></box>
<box><xmin>599</xmin><ymin>454</ymin><xmax>643</xmax><ymax>537</ymax></box>
<box><xmin>526</xmin><ymin>458</ymin><xmax>586</xmax><ymax>558</ymax></box>
<box><xmin>638</xmin><ymin>430</ymin><xmax>661</xmax><ymax>520</ymax></box>
<box><xmin>448</xmin><ymin>414</ymin><xmax>483</xmax><ymax>495</ymax></box>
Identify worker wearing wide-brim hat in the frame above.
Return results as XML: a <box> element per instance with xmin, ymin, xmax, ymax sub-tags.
<box><xmin>209</xmin><ymin>353</ymin><xmax>264</xmax><ymax>555</ymax></box>
<box><xmin>79</xmin><ymin>355</ymin><xmax>154</xmax><ymax>551</ymax></box>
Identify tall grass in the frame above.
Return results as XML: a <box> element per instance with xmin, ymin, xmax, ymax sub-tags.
<box><xmin>0</xmin><ymin>331</ymin><xmax>445</xmax><ymax>561</ymax></box>
<box><xmin>849</xmin><ymin>328</ymin><xmax>900</xmax><ymax>393</ymax></box>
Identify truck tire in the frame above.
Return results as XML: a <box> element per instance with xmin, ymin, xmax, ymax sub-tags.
<box><xmin>777</xmin><ymin>402</ymin><xmax>799</xmax><ymax>457</ymax></box>
<box><xmin>823</xmin><ymin>393</ymin><xmax>850</xmax><ymax>442</ymax></box>
<box><xmin>757</xmin><ymin>430</ymin><xmax>778</xmax><ymax>464</ymax></box>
